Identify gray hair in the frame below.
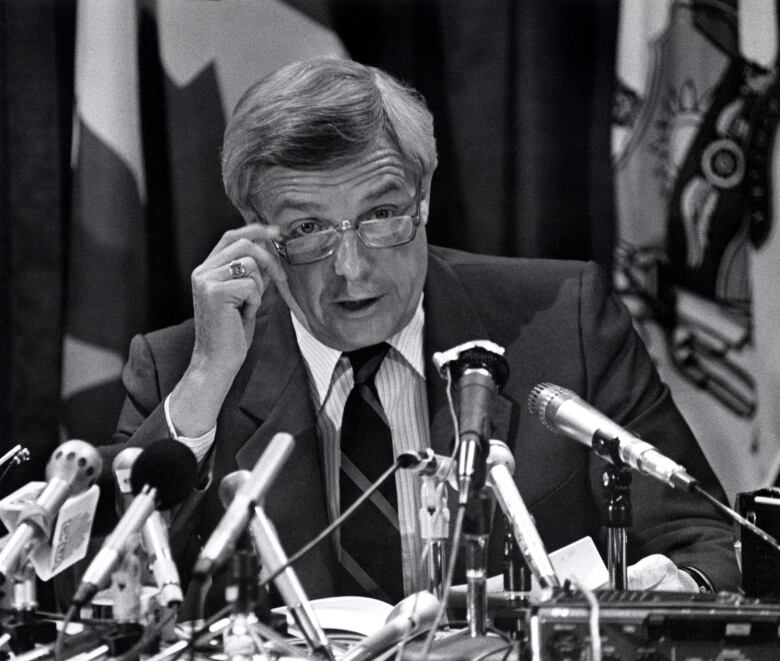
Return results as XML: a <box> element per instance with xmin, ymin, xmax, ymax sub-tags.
<box><xmin>221</xmin><ymin>58</ymin><xmax>438</xmax><ymax>222</ymax></box>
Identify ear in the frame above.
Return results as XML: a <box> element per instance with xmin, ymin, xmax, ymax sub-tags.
<box><xmin>419</xmin><ymin>170</ymin><xmax>435</xmax><ymax>226</ymax></box>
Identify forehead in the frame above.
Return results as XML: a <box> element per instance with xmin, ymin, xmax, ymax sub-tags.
<box><xmin>257</xmin><ymin>145</ymin><xmax>415</xmax><ymax>218</ymax></box>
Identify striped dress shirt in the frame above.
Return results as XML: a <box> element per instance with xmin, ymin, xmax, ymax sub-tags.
<box><xmin>291</xmin><ymin>299</ymin><xmax>429</xmax><ymax>598</ymax></box>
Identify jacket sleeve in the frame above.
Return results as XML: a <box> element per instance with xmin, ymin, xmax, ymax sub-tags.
<box><xmin>578</xmin><ymin>261</ymin><xmax>741</xmax><ymax>592</ymax></box>
<box><xmin>96</xmin><ymin>334</ymin><xmax>172</xmax><ymax>482</ymax></box>
<box><xmin>103</xmin><ymin>332</ymin><xmax>213</xmax><ymax>503</ymax></box>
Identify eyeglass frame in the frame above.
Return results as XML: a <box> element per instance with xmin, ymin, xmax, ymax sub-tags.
<box><xmin>251</xmin><ymin>183</ymin><xmax>423</xmax><ymax>266</ymax></box>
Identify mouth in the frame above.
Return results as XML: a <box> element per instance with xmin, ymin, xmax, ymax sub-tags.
<box><xmin>334</xmin><ymin>295</ymin><xmax>382</xmax><ymax>313</ymax></box>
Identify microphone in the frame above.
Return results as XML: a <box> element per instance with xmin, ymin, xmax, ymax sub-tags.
<box><xmin>193</xmin><ymin>432</ymin><xmax>295</xmax><ymax>579</ymax></box>
<box><xmin>112</xmin><ymin>447</ymin><xmax>184</xmax><ymax>607</ymax></box>
<box><xmin>433</xmin><ymin>340</ymin><xmax>509</xmax><ymax>503</ymax></box>
<box><xmin>112</xmin><ymin>447</ymin><xmax>142</xmax><ymax>510</ymax></box>
<box><xmin>528</xmin><ymin>383</ymin><xmax>698</xmax><ymax>490</ymax></box>
<box><xmin>0</xmin><ymin>440</ymin><xmax>102</xmax><ymax>581</ymax></box>
<box><xmin>485</xmin><ymin>440</ymin><xmax>559</xmax><ymax>590</ymax></box>
<box><xmin>72</xmin><ymin>440</ymin><xmax>197</xmax><ymax>606</ymax></box>
<box><xmin>219</xmin><ymin>471</ymin><xmax>333</xmax><ymax>660</ymax></box>
<box><xmin>340</xmin><ymin>591</ymin><xmax>439</xmax><ymax>661</ymax></box>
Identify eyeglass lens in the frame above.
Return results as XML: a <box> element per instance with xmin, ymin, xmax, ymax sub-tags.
<box><xmin>284</xmin><ymin>216</ymin><xmax>417</xmax><ymax>264</ymax></box>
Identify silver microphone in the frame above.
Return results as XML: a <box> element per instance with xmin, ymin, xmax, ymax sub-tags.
<box><xmin>73</xmin><ymin>485</ymin><xmax>158</xmax><ymax>606</ymax></box>
<box><xmin>73</xmin><ymin>440</ymin><xmax>197</xmax><ymax>606</ymax></box>
<box><xmin>220</xmin><ymin>471</ymin><xmax>333</xmax><ymax>659</ymax></box>
<box><xmin>340</xmin><ymin>591</ymin><xmax>439</xmax><ymax>661</ymax></box>
<box><xmin>0</xmin><ymin>440</ymin><xmax>102</xmax><ymax>581</ymax></box>
<box><xmin>112</xmin><ymin>448</ymin><xmax>183</xmax><ymax>607</ymax></box>
<box><xmin>193</xmin><ymin>432</ymin><xmax>295</xmax><ymax>579</ymax></box>
<box><xmin>485</xmin><ymin>440</ymin><xmax>559</xmax><ymax>589</ymax></box>
<box><xmin>528</xmin><ymin>383</ymin><xmax>698</xmax><ymax>490</ymax></box>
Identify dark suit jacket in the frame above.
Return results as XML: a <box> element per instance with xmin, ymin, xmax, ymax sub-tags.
<box><xmin>105</xmin><ymin>246</ymin><xmax>741</xmax><ymax>606</ymax></box>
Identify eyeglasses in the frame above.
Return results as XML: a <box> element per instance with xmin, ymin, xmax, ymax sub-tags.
<box><xmin>271</xmin><ymin>188</ymin><xmax>422</xmax><ymax>265</ymax></box>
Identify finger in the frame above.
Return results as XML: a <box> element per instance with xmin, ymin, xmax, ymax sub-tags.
<box><xmin>225</xmin><ymin>256</ymin><xmax>267</xmax><ymax>300</ymax></box>
<box><xmin>240</xmin><ymin>285</ymin><xmax>263</xmax><ymax>328</ymax></box>
<box><xmin>205</xmin><ymin>224</ymin><xmax>281</xmax><ymax>261</ymax></box>
<box><xmin>201</xmin><ymin>278</ymin><xmax>263</xmax><ymax>314</ymax></box>
<box><xmin>203</xmin><ymin>238</ymin><xmax>287</xmax><ymax>290</ymax></box>
<box><xmin>195</xmin><ymin>255</ymin><xmax>266</xmax><ymax>305</ymax></box>
<box><xmin>627</xmin><ymin>554</ymin><xmax>675</xmax><ymax>590</ymax></box>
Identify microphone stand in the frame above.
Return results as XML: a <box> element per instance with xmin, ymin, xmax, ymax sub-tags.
<box><xmin>223</xmin><ymin>533</ymin><xmax>263</xmax><ymax>660</ymax></box>
<box><xmin>2</xmin><ymin>556</ymin><xmax>56</xmax><ymax>653</ymax></box>
<box><xmin>419</xmin><ymin>471</ymin><xmax>449</xmax><ymax>601</ymax></box>
<box><xmin>99</xmin><ymin>548</ymin><xmax>146</xmax><ymax>658</ymax></box>
<box><xmin>463</xmin><ymin>486</ymin><xmax>493</xmax><ymax>638</ymax></box>
<box><xmin>592</xmin><ymin>430</ymin><xmax>632</xmax><ymax>591</ymax></box>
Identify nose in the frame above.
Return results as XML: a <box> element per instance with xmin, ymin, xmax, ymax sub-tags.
<box><xmin>333</xmin><ymin>227</ymin><xmax>368</xmax><ymax>279</ymax></box>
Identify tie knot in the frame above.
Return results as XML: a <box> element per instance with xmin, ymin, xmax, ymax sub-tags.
<box><xmin>345</xmin><ymin>343</ymin><xmax>390</xmax><ymax>385</ymax></box>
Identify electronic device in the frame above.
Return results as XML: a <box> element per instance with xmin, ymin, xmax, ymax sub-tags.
<box><xmin>530</xmin><ymin>589</ymin><xmax>780</xmax><ymax>661</ymax></box>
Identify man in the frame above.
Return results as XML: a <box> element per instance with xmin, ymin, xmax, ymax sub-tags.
<box><xmin>106</xmin><ymin>58</ymin><xmax>740</xmax><ymax>611</ymax></box>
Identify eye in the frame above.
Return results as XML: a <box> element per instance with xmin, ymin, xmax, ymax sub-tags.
<box><xmin>367</xmin><ymin>206</ymin><xmax>398</xmax><ymax>221</ymax></box>
<box><xmin>287</xmin><ymin>219</ymin><xmax>328</xmax><ymax>238</ymax></box>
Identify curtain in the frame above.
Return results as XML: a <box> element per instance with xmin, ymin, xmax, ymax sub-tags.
<box><xmin>2</xmin><ymin>0</ymin><xmax>622</xmax><ymax>496</ymax></box>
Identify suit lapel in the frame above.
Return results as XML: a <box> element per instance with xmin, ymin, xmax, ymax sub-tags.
<box><xmin>423</xmin><ymin>250</ymin><xmax>514</xmax><ymax>456</ymax></box>
<box><xmin>233</xmin><ymin>286</ymin><xmax>336</xmax><ymax>598</ymax></box>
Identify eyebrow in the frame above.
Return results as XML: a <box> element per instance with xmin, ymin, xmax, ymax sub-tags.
<box><xmin>271</xmin><ymin>180</ymin><xmax>412</xmax><ymax>217</ymax></box>
<box><xmin>273</xmin><ymin>199</ymin><xmax>325</xmax><ymax>215</ymax></box>
<box><xmin>362</xmin><ymin>180</ymin><xmax>409</xmax><ymax>202</ymax></box>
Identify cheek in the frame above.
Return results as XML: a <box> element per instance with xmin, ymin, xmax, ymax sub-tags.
<box><xmin>286</xmin><ymin>268</ymin><xmax>324</xmax><ymax>315</ymax></box>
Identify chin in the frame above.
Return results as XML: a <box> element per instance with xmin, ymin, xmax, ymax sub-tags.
<box><xmin>330</xmin><ymin>326</ymin><xmax>392</xmax><ymax>351</ymax></box>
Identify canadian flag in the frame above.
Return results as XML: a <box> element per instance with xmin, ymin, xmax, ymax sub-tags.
<box><xmin>63</xmin><ymin>0</ymin><xmax>345</xmax><ymax>443</ymax></box>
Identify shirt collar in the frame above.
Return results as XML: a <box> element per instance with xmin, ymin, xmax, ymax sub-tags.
<box><xmin>291</xmin><ymin>296</ymin><xmax>426</xmax><ymax>406</ymax></box>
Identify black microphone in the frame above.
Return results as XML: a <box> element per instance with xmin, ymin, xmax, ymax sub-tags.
<box><xmin>0</xmin><ymin>440</ymin><xmax>102</xmax><ymax>581</ymax></box>
<box><xmin>72</xmin><ymin>440</ymin><xmax>197</xmax><ymax>606</ymax></box>
<box><xmin>112</xmin><ymin>447</ymin><xmax>184</xmax><ymax>607</ymax></box>
<box><xmin>219</xmin><ymin>471</ymin><xmax>333</xmax><ymax>660</ymax></box>
<box><xmin>528</xmin><ymin>383</ymin><xmax>698</xmax><ymax>490</ymax></box>
<box><xmin>193</xmin><ymin>432</ymin><xmax>295</xmax><ymax>580</ymax></box>
<box><xmin>433</xmin><ymin>341</ymin><xmax>509</xmax><ymax>503</ymax></box>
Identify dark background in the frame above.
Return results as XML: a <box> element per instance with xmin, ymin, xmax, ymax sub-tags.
<box><xmin>0</xmin><ymin>0</ymin><xmax>619</xmax><ymax>493</ymax></box>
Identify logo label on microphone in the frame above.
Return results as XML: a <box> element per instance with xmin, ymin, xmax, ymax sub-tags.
<box><xmin>0</xmin><ymin>484</ymin><xmax>99</xmax><ymax>580</ymax></box>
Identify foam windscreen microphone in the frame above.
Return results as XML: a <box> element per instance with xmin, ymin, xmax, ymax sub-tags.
<box><xmin>130</xmin><ymin>439</ymin><xmax>197</xmax><ymax>508</ymax></box>
<box><xmin>72</xmin><ymin>440</ymin><xmax>197</xmax><ymax>606</ymax></box>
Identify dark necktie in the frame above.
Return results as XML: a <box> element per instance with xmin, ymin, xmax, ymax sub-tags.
<box><xmin>337</xmin><ymin>343</ymin><xmax>403</xmax><ymax>603</ymax></box>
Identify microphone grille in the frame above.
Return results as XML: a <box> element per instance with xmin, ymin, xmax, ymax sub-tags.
<box><xmin>218</xmin><ymin>470</ymin><xmax>251</xmax><ymax>507</ymax></box>
<box><xmin>450</xmin><ymin>347</ymin><xmax>510</xmax><ymax>388</ymax></box>
<box><xmin>528</xmin><ymin>382</ymin><xmax>574</xmax><ymax>428</ymax></box>
<box><xmin>131</xmin><ymin>439</ymin><xmax>198</xmax><ymax>509</ymax></box>
<box><xmin>46</xmin><ymin>440</ymin><xmax>103</xmax><ymax>492</ymax></box>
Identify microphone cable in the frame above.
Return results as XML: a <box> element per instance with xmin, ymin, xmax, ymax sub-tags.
<box><xmin>163</xmin><ymin>603</ymin><xmax>233</xmax><ymax>661</ymax></box>
<box><xmin>256</xmin><ymin>452</ymin><xmax>418</xmax><ymax>593</ymax></box>
<box><xmin>113</xmin><ymin>606</ymin><xmax>179</xmax><ymax>661</ymax></box>
<box><xmin>420</xmin><ymin>364</ymin><xmax>466</xmax><ymax>658</ymax></box>
<box><xmin>166</xmin><ymin>453</ymin><xmax>414</xmax><ymax>661</ymax></box>
<box><xmin>53</xmin><ymin>604</ymin><xmax>78</xmax><ymax>661</ymax></box>
<box><xmin>692</xmin><ymin>483</ymin><xmax>780</xmax><ymax>554</ymax></box>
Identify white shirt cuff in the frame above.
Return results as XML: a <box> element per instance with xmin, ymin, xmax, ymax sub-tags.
<box><xmin>163</xmin><ymin>394</ymin><xmax>216</xmax><ymax>463</ymax></box>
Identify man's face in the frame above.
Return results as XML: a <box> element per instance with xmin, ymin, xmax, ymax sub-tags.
<box><xmin>258</xmin><ymin>144</ymin><xmax>429</xmax><ymax>352</ymax></box>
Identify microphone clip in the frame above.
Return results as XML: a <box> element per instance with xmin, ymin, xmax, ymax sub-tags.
<box><xmin>432</xmin><ymin>340</ymin><xmax>508</xmax><ymax>382</ymax></box>
<box><xmin>591</xmin><ymin>429</ymin><xmax>628</xmax><ymax>467</ymax></box>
